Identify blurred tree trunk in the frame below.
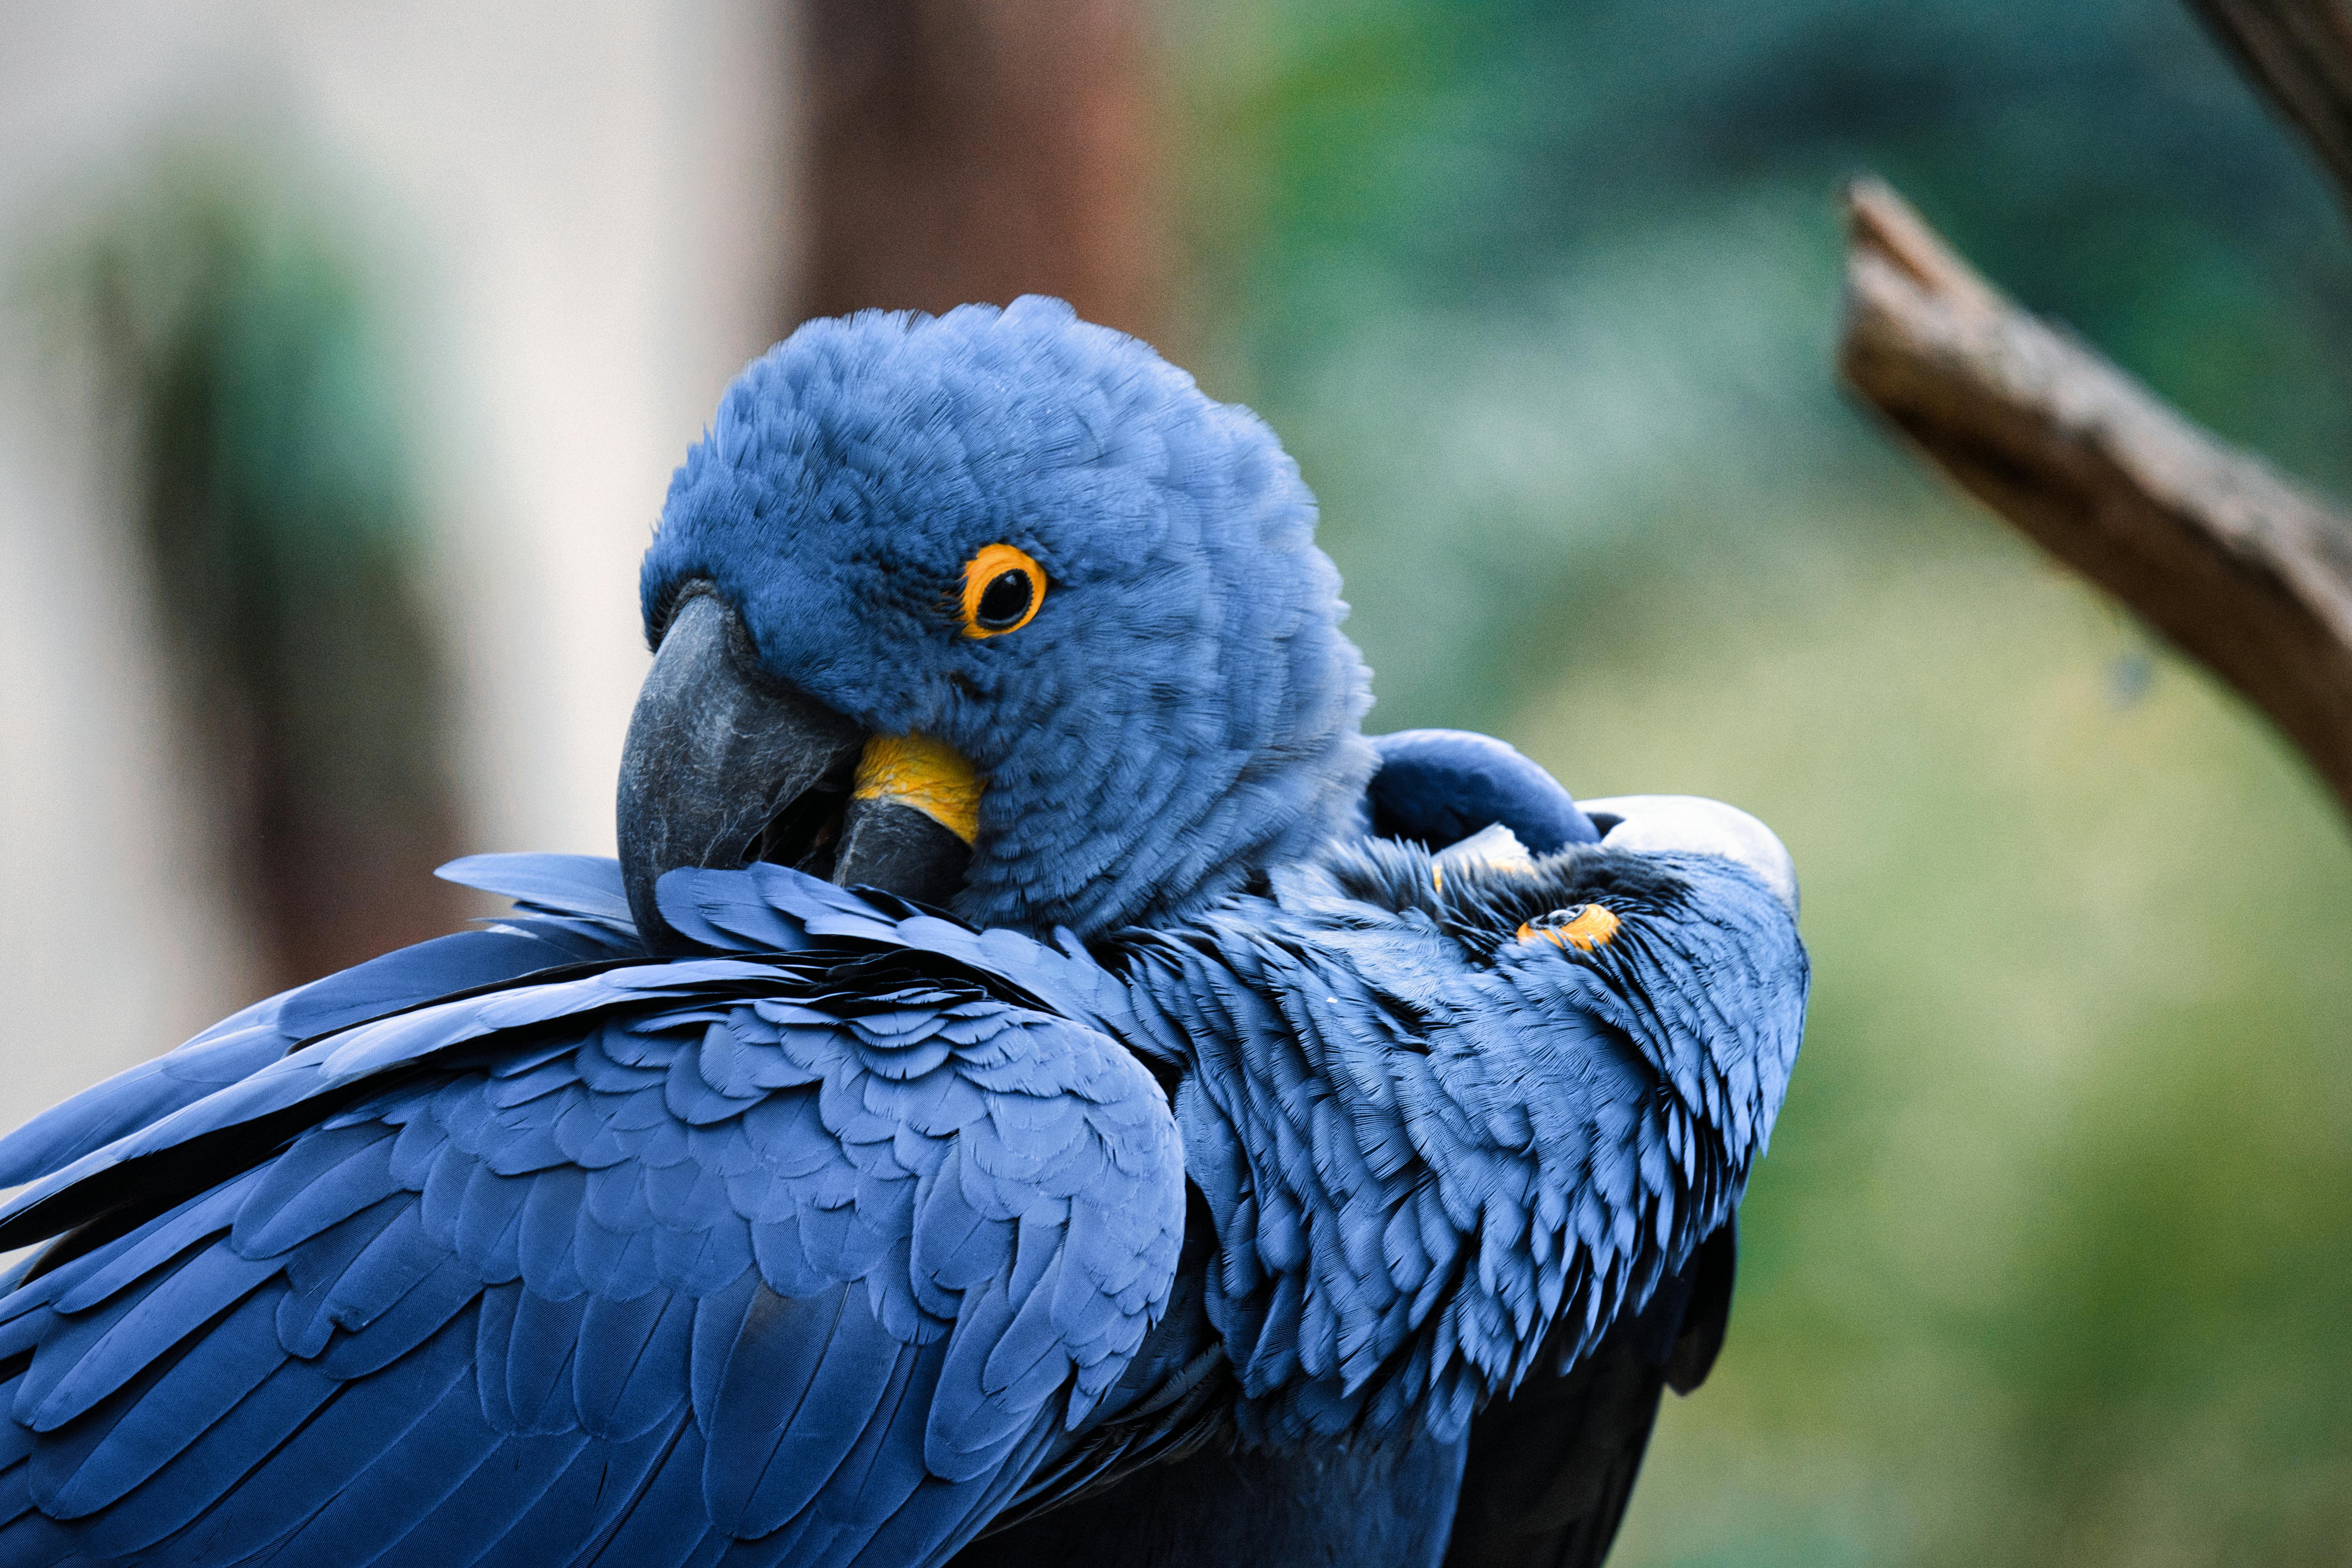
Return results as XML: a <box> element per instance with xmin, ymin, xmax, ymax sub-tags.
<box><xmin>793</xmin><ymin>0</ymin><xmax>1165</xmax><ymax>342</ymax></box>
<box><xmin>1837</xmin><ymin>1</ymin><xmax>2352</xmax><ymax>825</ymax></box>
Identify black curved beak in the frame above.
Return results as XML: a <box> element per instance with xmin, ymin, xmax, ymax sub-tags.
<box><xmin>617</xmin><ymin>592</ymin><xmax>862</xmax><ymax>945</ymax></box>
<box><xmin>616</xmin><ymin>589</ymin><xmax>976</xmax><ymax>949</ymax></box>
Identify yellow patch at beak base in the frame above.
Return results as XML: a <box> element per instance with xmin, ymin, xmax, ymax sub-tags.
<box><xmin>853</xmin><ymin>734</ymin><xmax>983</xmax><ymax>846</ymax></box>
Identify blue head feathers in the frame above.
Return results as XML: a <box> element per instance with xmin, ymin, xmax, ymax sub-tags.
<box><xmin>640</xmin><ymin>296</ymin><xmax>1377</xmax><ymax>936</ymax></box>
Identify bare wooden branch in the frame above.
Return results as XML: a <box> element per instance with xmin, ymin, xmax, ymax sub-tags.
<box><xmin>2187</xmin><ymin>0</ymin><xmax>2352</xmax><ymax>214</ymax></box>
<box><xmin>1837</xmin><ymin>175</ymin><xmax>2352</xmax><ymax>819</ymax></box>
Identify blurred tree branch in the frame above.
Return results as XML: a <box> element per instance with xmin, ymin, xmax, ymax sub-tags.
<box><xmin>1836</xmin><ymin>176</ymin><xmax>2352</xmax><ymax>819</ymax></box>
<box><xmin>2187</xmin><ymin>0</ymin><xmax>2352</xmax><ymax>216</ymax></box>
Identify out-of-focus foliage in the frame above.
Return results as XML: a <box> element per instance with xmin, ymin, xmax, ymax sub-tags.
<box><xmin>56</xmin><ymin>158</ymin><xmax>461</xmax><ymax>989</ymax></box>
<box><xmin>1174</xmin><ymin>0</ymin><xmax>2352</xmax><ymax>1562</ymax></box>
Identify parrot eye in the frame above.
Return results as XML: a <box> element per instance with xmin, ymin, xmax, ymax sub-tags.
<box><xmin>978</xmin><ymin>572</ymin><xmax>1031</xmax><ymax>626</ymax></box>
<box><xmin>1516</xmin><ymin>904</ymin><xmax>1620</xmax><ymax>952</ymax></box>
<box><xmin>960</xmin><ymin>543</ymin><xmax>1047</xmax><ymax>637</ymax></box>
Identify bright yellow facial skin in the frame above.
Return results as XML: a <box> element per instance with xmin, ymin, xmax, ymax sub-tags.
<box><xmin>853</xmin><ymin>733</ymin><xmax>984</xmax><ymax>845</ymax></box>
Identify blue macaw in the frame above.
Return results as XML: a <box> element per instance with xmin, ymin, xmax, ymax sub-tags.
<box><xmin>0</xmin><ymin>297</ymin><xmax>1806</xmax><ymax>1568</ymax></box>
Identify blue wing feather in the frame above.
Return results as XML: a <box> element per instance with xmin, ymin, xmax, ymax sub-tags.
<box><xmin>503</xmin><ymin>1290</ymin><xmax>589</xmax><ymax>1432</ymax></box>
<box><xmin>0</xmin><ymin>1024</ymin><xmax>287</xmax><ymax>1193</ymax></box>
<box><xmin>434</xmin><ymin>854</ymin><xmax>638</xmax><ymax>931</ymax></box>
<box><xmin>472</xmin><ymin>1416</ymin><xmax>682</xmax><ymax>1568</ymax></box>
<box><xmin>0</xmin><ymin>853</ymin><xmax>644</xmax><ymax>1198</ymax></box>
<box><xmin>578</xmin><ymin>1419</ymin><xmax>719</xmax><ymax>1568</ymax></box>
<box><xmin>700</xmin><ymin>1283</ymin><xmax>900</xmax><ymax>1534</ymax></box>
<box><xmin>277</xmin><ymin>930</ymin><xmax>617</xmax><ymax>1044</ymax></box>
<box><xmin>573</xmin><ymin>1290</ymin><xmax>694</xmax><ymax>1441</ymax></box>
<box><xmin>256</xmin><ymin>1342</ymin><xmax>510</xmax><ymax>1562</ymax></box>
<box><xmin>1102</xmin><ymin>832</ymin><xmax>1805</xmax><ymax>1446</ymax></box>
<box><xmin>362</xmin><ymin>1428</ymin><xmax>595</xmax><ymax>1568</ymax></box>
<box><xmin>0</xmin><ymin>873</ymin><xmax>1184</xmax><ymax>1567</ymax></box>
<box><xmin>1367</xmin><ymin>730</ymin><xmax>1601</xmax><ymax>852</ymax></box>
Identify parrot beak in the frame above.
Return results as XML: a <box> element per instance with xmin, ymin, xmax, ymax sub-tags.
<box><xmin>616</xmin><ymin>588</ymin><xmax>979</xmax><ymax>949</ymax></box>
<box><xmin>830</xmin><ymin>733</ymin><xmax>980</xmax><ymax>909</ymax></box>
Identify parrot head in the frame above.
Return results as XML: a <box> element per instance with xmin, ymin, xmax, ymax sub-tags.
<box><xmin>621</xmin><ymin>295</ymin><xmax>1376</xmax><ymax>944</ymax></box>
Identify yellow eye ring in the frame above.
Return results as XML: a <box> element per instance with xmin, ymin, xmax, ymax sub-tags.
<box><xmin>960</xmin><ymin>543</ymin><xmax>1047</xmax><ymax>638</ymax></box>
<box><xmin>1515</xmin><ymin>904</ymin><xmax>1620</xmax><ymax>952</ymax></box>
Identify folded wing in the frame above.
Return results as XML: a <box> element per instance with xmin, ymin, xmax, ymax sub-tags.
<box><xmin>0</xmin><ymin>865</ymin><xmax>1183</xmax><ymax>1568</ymax></box>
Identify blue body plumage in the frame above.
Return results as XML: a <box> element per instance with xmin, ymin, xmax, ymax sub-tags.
<box><xmin>641</xmin><ymin>298</ymin><xmax>1375</xmax><ymax>938</ymax></box>
<box><xmin>0</xmin><ymin>299</ymin><xmax>1807</xmax><ymax>1568</ymax></box>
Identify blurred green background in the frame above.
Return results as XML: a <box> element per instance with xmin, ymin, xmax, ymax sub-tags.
<box><xmin>12</xmin><ymin>0</ymin><xmax>2352</xmax><ymax>1561</ymax></box>
<box><xmin>1171</xmin><ymin>0</ymin><xmax>2352</xmax><ymax>1561</ymax></box>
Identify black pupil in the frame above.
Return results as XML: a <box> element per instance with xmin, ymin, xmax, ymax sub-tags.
<box><xmin>976</xmin><ymin>569</ymin><xmax>1033</xmax><ymax>629</ymax></box>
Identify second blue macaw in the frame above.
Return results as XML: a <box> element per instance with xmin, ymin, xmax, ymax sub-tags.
<box><xmin>0</xmin><ymin>296</ymin><xmax>1806</xmax><ymax>1568</ymax></box>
